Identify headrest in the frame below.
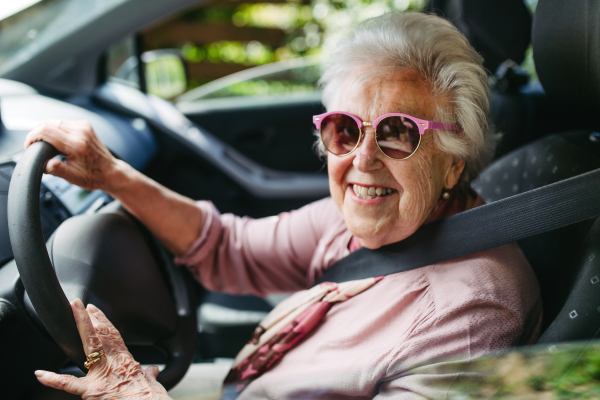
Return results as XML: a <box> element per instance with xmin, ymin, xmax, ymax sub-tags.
<box><xmin>428</xmin><ymin>0</ymin><xmax>532</xmax><ymax>73</ymax></box>
<box><xmin>532</xmin><ymin>0</ymin><xmax>600</xmax><ymax>109</ymax></box>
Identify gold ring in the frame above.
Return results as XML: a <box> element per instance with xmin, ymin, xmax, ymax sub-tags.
<box><xmin>57</xmin><ymin>120</ymin><xmax>61</xmax><ymax>130</ymax></box>
<box><xmin>84</xmin><ymin>349</ymin><xmax>105</xmax><ymax>369</ymax></box>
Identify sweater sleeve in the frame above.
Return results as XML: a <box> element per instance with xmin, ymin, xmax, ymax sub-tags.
<box><xmin>173</xmin><ymin>197</ymin><xmax>338</xmax><ymax>296</ymax></box>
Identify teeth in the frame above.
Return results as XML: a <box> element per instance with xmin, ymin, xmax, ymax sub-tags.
<box><xmin>352</xmin><ymin>184</ymin><xmax>395</xmax><ymax>200</ymax></box>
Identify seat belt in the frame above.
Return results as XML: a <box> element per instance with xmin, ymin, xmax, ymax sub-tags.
<box><xmin>317</xmin><ymin>167</ymin><xmax>600</xmax><ymax>284</ymax></box>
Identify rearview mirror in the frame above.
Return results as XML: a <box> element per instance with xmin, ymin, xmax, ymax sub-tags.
<box><xmin>142</xmin><ymin>50</ymin><xmax>188</xmax><ymax>99</ymax></box>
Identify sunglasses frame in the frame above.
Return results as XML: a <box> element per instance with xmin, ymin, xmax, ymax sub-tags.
<box><xmin>313</xmin><ymin>111</ymin><xmax>461</xmax><ymax>160</ymax></box>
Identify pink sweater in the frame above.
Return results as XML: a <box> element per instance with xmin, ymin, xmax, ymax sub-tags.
<box><xmin>175</xmin><ymin>197</ymin><xmax>542</xmax><ymax>399</ymax></box>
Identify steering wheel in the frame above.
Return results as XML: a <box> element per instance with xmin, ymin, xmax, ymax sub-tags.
<box><xmin>7</xmin><ymin>141</ymin><xmax>197</xmax><ymax>390</ymax></box>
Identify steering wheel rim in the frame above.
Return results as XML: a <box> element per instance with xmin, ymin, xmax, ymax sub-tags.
<box><xmin>7</xmin><ymin>141</ymin><xmax>197</xmax><ymax>390</ymax></box>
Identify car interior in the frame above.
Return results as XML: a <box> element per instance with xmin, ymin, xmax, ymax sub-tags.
<box><xmin>0</xmin><ymin>0</ymin><xmax>599</xmax><ymax>398</ymax></box>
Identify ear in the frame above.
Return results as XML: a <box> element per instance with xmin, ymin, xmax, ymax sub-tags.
<box><xmin>444</xmin><ymin>159</ymin><xmax>466</xmax><ymax>190</ymax></box>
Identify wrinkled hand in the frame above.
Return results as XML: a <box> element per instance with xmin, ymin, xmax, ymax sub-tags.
<box><xmin>24</xmin><ymin>120</ymin><xmax>122</xmax><ymax>192</ymax></box>
<box><xmin>35</xmin><ymin>299</ymin><xmax>171</xmax><ymax>400</ymax></box>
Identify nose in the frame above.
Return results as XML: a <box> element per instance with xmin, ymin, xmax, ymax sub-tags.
<box><xmin>352</xmin><ymin>126</ymin><xmax>384</xmax><ymax>171</ymax></box>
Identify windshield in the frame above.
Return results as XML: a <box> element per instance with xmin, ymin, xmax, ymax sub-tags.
<box><xmin>0</xmin><ymin>0</ymin><xmax>126</xmax><ymax>76</ymax></box>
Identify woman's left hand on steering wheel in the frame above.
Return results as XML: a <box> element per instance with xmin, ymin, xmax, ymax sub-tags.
<box><xmin>35</xmin><ymin>299</ymin><xmax>172</xmax><ymax>400</ymax></box>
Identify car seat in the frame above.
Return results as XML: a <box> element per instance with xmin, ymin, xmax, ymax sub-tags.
<box><xmin>427</xmin><ymin>0</ymin><xmax>540</xmax><ymax>157</ymax></box>
<box><xmin>427</xmin><ymin>0</ymin><xmax>532</xmax><ymax>74</ymax></box>
<box><xmin>428</xmin><ymin>0</ymin><xmax>600</xmax><ymax>158</ymax></box>
<box><xmin>472</xmin><ymin>0</ymin><xmax>600</xmax><ymax>343</ymax></box>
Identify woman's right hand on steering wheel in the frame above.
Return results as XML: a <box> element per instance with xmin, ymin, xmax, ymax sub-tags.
<box><xmin>24</xmin><ymin>119</ymin><xmax>205</xmax><ymax>255</ymax></box>
<box><xmin>24</xmin><ymin>120</ymin><xmax>123</xmax><ymax>193</ymax></box>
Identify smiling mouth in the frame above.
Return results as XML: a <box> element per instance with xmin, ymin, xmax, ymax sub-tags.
<box><xmin>352</xmin><ymin>184</ymin><xmax>396</xmax><ymax>200</ymax></box>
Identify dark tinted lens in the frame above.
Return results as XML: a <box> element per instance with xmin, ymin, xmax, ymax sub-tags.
<box><xmin>320</xmin><ymin>114</ymin><xmax>361</xmax><ymax>156</ymax></box>
<box><xmin>375</xmin><ymin>116</ymin><xmax>420</xmax><ymax>159</ymax></box>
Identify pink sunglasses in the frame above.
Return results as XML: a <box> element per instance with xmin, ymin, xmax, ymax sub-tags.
<box><xmin>313</xmin><ymin>111</ymin><xmax>461</xmax><ymax>160</ymax></box>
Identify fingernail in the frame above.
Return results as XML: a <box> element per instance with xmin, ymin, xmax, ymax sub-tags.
<box><xmin>74</xmin><ymin>299</ymin><xmax>84</xmax><ymax>310</ymax></box>
<box><xmin>87</xmin><ymin>304</ymin><xmax>99</xmax><ymax>312</ymax></box>
<box><xmin>35</xmin><ymin>370</ymin><xmax>46</xmax><ymax>378</ymax></box>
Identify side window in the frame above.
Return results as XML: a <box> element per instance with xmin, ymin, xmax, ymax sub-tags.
<box><xmin>178</xmin><ymin>57</ymin><xmax>322</xmax><ymax>102</ymax></box>
<box><xmin>105</xmin><ymin>36</ymin><xmax>140</xmax><ymax>89</ymax></box>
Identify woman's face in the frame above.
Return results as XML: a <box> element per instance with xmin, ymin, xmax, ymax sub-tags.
<box><xmin>328</xmin><ymin>70</ymin><xmax>465</xmax><ymax>249</ymax></box>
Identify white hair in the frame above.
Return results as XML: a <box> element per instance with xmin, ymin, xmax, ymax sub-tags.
<box><xmin>315</xmin><ymin>12</ymin><xmax>497</xmax><ymax>189</ymax></box>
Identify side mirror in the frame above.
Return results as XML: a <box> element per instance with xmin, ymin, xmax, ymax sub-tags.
<box><xmin>142</xmin><ymin>50</ymin><xmax>188</xmax><ymax>99</ymax></box>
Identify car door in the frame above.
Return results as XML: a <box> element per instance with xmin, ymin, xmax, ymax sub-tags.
<box><xmin>176</xmin><ymin>58</ymin><xmax>326</xmax><ymax>174</ymax></box>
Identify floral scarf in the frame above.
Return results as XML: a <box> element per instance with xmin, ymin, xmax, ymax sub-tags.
<box><xmin>221</xmin><ymin>187</ymin><xmax>472</xmax><ymax>398</ymax></box>
<box><xmin>221</xmin><ymin>277</ymin><xmax>383</xmax><ymax>398</ymax></box>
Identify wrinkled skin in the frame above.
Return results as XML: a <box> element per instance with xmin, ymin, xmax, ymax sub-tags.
<box><xmin>24</xmin><ymin>120</ymin><xmax>204</xmax><ymax>255</ymax></box>
<box><xmin>328</xmin><ymin>70</ymin><xmax>466</xmax><ymax>249</ymax></box>
<box><xmin>35</xmin><ymin>299</ymin><xmax>171</xmax><ymax>400</ymax></box>
<box><xmin>24</xmin><ymin>120</ymin><xmax>121</xmax><ymax>192</ymax></box>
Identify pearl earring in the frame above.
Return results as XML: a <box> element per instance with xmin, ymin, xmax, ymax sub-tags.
<box><xmin>442</xmin><ymin>190</ymin><xmax>450</xmax><ymax>200</ymax></box>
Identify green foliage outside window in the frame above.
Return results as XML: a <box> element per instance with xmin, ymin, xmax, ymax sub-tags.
<box><xmin>441</xmin><ymin>342</ymin><xmax>600</xmax><ymax>399</ymax></box>
<box><xmin>186</xmin><ymin>0</ymin><xmax>427</xmax><ymax>63</ymax></box>
<box><xmin>168</xmin><ymin>0</ymin><xmax>541</xmax><ymax>99</ymax></box>
<box><xmin>176</xmin><ymin>0</ymin><xmax>427</xmax><ymax>97</ymax></box>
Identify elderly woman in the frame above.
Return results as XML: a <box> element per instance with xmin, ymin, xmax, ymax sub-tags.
<box><xmin>30</xmin><ymin>12</ymin><xmax>541</xmax><ymax>400</ymax></box>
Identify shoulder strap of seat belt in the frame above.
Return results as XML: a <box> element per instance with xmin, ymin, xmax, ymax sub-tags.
<box><xmin>317</xmin><ymin>167</ymin><xmax>600</xmax><ymax>284</ymax></box>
